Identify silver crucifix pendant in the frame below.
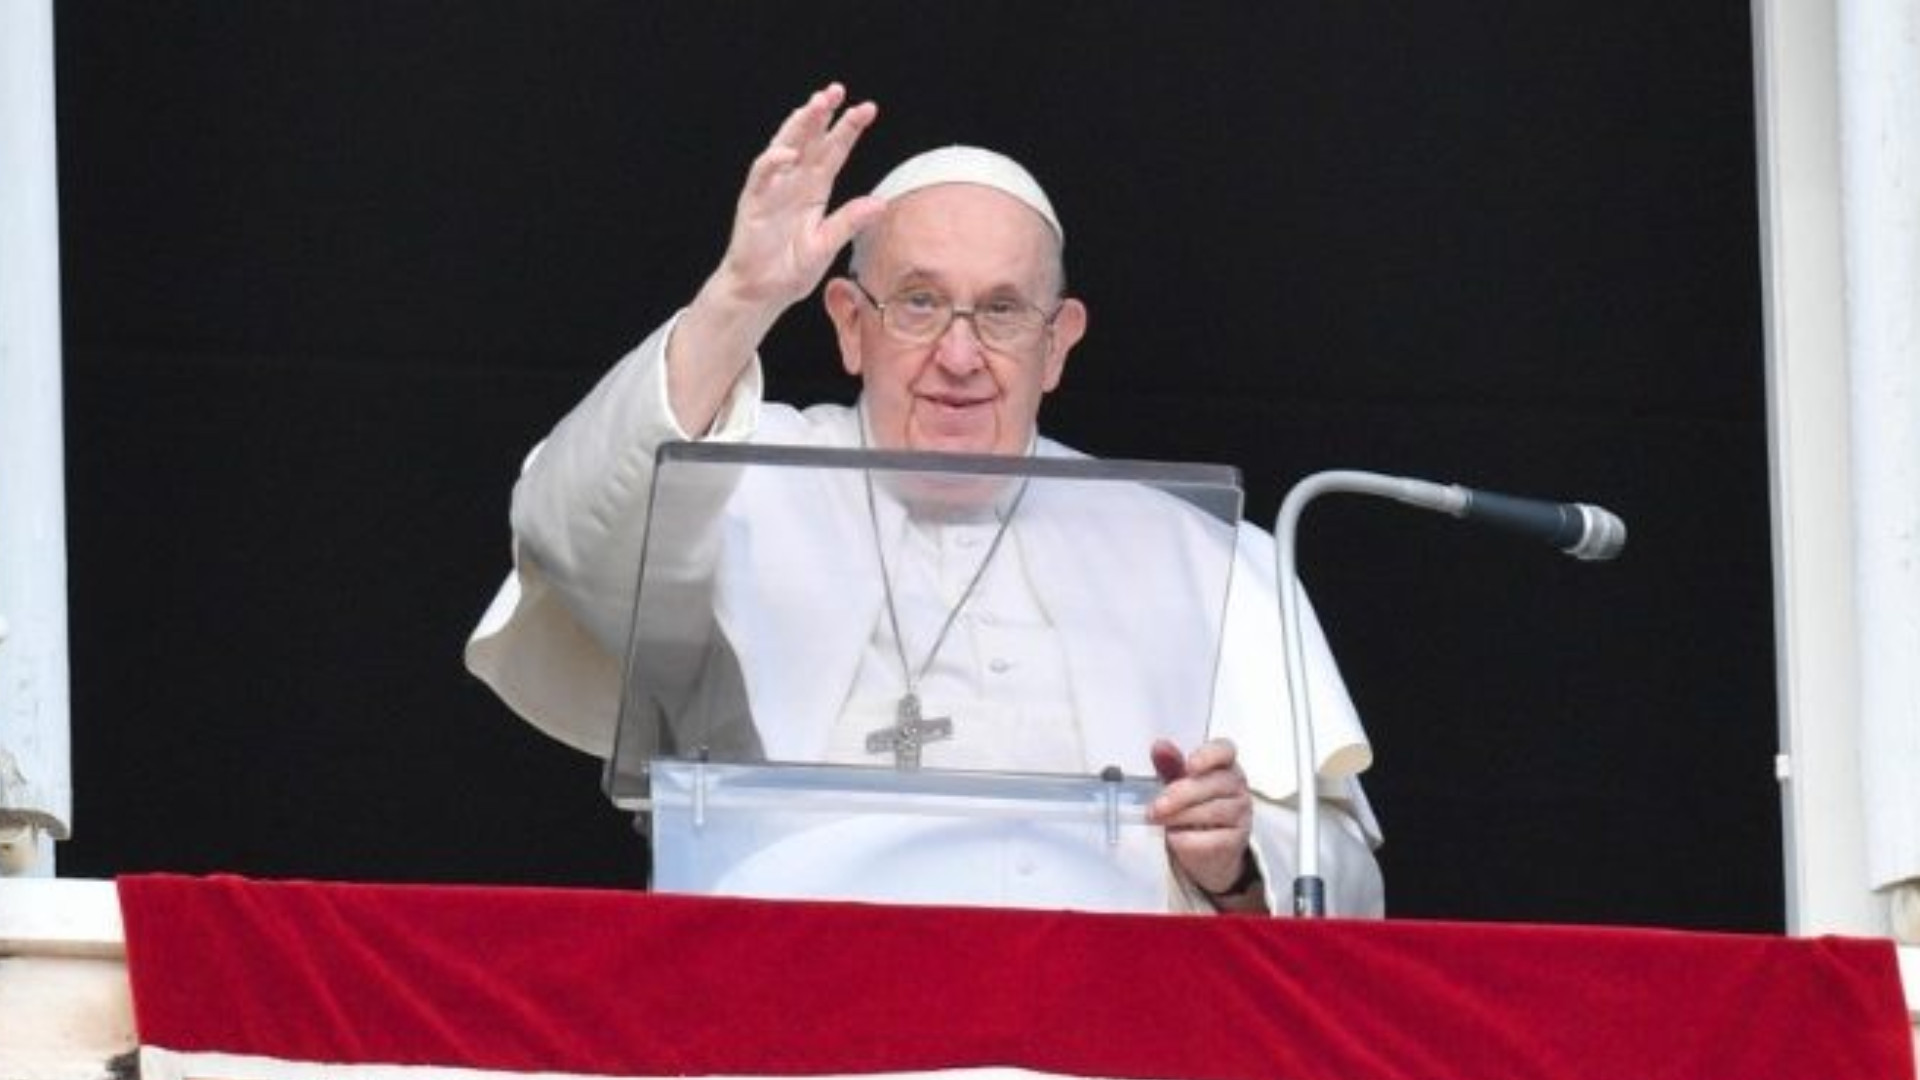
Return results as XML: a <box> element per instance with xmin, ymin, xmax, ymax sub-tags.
<box><xmin>865</xmin><ymin>692</ymin><xmax>954</xmax><ymax>771</ymax></box>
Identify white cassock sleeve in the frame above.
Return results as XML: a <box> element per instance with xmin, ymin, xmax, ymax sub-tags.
<box><xmin>465</xmin><ymin>313</ymin><xmax>764</xmax><ymax>756</ymax></box>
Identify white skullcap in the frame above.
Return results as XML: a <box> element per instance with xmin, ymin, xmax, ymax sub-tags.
<box><xmin>869</xmin><ymin>145</ymin><xmax>1064</xmax><ymax>246</ymax></box>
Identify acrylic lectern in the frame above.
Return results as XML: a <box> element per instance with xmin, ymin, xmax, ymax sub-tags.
<box><xmin>603</xmin><ymin>442</ymin><xmax>1242</xmax><ymax>912</ymax></box>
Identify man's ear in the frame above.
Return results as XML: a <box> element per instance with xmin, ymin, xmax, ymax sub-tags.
<box><xmin>1039</xmin><ymin>297</ymin><xmax>1087</xmax><ymax>393</ymax></box>
<box><xmin>823</xmin><ymin>278</ymin><xmax>865</xmax><ymax>376</ymax></box>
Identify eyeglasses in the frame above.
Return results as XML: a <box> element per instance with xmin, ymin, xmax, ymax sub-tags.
<box><xmin>850</xmin><ymin>280</ymin><xmax>1061</xmax><ymax>352</ymax></box>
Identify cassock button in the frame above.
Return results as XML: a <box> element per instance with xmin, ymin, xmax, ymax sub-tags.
<box><xmin>989</xmin><ymin>658</ymin><xmax>1012</xmax><ymax>674</ymax></box>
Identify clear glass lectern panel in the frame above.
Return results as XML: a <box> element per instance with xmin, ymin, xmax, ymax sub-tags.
<box><xmin>606</xmin><ymin>442</ymin><xmax>1243</xmax><ymax>911</ymax></box>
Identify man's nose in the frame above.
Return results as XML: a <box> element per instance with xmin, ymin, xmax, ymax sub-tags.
<box><xmin>932</xmin><ymin>313</ymin><xmax>987</xmax><ymax>374</ymax></box>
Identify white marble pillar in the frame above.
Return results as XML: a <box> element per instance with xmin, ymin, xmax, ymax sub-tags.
<box><xmin>0</xmin><ymin>0</ymin><xmax>72</xmax><ymax>875</ymax></box>
<box><xmin>1839</xmin><ymin>0</ymin><xmax>1920</xmax><ymax>938</ymax></box>
<box><xmin>1757</xmin><ymin>0</ymin><xmax>1880</xmax><ymax>937</ymax></box>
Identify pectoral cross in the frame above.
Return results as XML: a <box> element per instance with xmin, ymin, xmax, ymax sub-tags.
<box><xmin>865</xmin><ymin>693</ymin><xmax>953</xmax><ymax>771</ymax></box>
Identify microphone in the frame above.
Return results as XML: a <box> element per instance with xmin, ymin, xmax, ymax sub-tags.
<box><xmin>1406</xmin><ymin>483</ymin><xmax>1627</xmax><ymax>561</ymax></box>
<box><xmin>1272</xmin><ymin>470</ymin><xmax>1626</xmax><ymax>917</ymax></box>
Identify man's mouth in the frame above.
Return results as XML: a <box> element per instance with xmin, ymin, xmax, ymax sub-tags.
<box><xmin>923</xmin><ymin>393</ymin><xmax>990</xmax><ymax>413</ymax></box>
<box><xmin>913</xmin><ymin>393</ymin><xmax>995</xmax><ymax>441</ymax></box>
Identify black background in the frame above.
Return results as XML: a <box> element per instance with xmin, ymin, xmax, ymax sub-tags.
<box><xmin>52</xmin><ymin>2</ymin><xmax>1778</xmax><ymax>929</ymax></box>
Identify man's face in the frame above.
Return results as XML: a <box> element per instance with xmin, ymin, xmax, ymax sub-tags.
<box><xmin>825</xmin><ymin>184</ymin><xmax>1087</xmax><ymax>455</ymax></box>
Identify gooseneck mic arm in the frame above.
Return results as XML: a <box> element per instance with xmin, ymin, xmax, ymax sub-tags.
<box><xmin>1274</xmin><ymin>470</ymin><xmax>1626</xmax><ymax>918</ymax></box>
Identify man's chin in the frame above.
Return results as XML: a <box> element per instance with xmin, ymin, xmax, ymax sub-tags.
<box><xmin>907</xmin><ymin>427</ymin><xmax>1001</xmax><ymax>457</ymax></box>
<box><xmin>912</xmin><ymin>437</ymin><xmax>996</xmax><ymax>456</ymax></box>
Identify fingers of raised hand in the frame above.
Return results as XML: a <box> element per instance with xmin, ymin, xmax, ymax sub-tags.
<box><xmin>750</xmin><ymin>84</ymin><xmax>875</xmax><ymax>201</ymax></box>
<box><xmin>768</xmin><ymin>83</ymin><xmax>849</xmax><ymax>156</ymax></box>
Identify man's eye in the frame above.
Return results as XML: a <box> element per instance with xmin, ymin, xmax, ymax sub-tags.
<box><xmin>980</xmin><ymin>298</ymin><xmax>1027</xmax><ymax>318</ymax></box>
<box><xmin>898</xmin><ymin>291</ymin><xmax>946</xmax><ymax>313</ymax></box>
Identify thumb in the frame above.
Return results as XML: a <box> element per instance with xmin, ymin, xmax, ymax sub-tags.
<box><xmin>814</xmin><ymin>195</ymin><xmax>889</xmax><ymax>261</ymax></box>
<box><xmin>1151</xmin><ymin>739</ymin><xmax>1187</xmax><ymax>783</ymax></box>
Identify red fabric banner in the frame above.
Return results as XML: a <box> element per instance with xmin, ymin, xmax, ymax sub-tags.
<box><xmin>117</xmin><ymin>874</ymin><xmax>1914</xmax><ymax>1080</ymax></box>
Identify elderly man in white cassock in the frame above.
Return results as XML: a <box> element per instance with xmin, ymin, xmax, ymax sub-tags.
<box><xmin>467</xmin><ymin>84</ymin><xmax>1384</xmax><ymax>916</ymax></box>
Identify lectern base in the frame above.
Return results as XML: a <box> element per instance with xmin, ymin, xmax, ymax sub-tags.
<box><xmin>644</xmin><ymin>760</ymin><xmax>1169</xmax><ymax>913</ymax></box>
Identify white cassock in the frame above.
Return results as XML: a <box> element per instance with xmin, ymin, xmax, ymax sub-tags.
<box><xmin>467</xmin><ymin>313</ymin><xmax>1385</xmax><ymax>916</ymax></box>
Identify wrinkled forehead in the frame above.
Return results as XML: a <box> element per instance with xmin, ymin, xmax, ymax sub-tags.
<box><xmin>861</xmin><ymin>183</ymin><xmax>1060</xmax><ymax>293</ymax></box>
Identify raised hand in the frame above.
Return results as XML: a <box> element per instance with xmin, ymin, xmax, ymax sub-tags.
<box><xmin>713</xmin><ymin>83</ymin><xmax>886</xmax><ymax>316</ymax></box>
<box><xmin>669</xmin><ymin>83</ymin><xmax>886</xmax><ymax>434</ymax></box>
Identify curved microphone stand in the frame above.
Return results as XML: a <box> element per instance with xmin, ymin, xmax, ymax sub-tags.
<box><xmin>1274</xmin><ymin>469</ymin><xmax>1624</xmax><ymax>917</ymax></box>
<box><xmin>1275</xmin><ymin>471</ymin><xmax>1465</xmax><ymax>917</ymax></box>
